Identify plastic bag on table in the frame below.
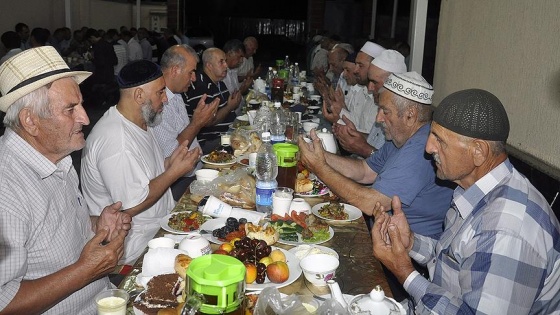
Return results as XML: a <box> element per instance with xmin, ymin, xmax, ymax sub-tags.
<box><xmin>231</xmin><ymin>128</ymin><xmax>262</xmax><ymax>156</ymax></box>
<box><xmin>190</xmin><ymin>168</ymin><xmax>256</xmax><ymax>209</ymax></box>
<box><xmin>316</xmin><ymin>298</ymin><xmax>349</xmax><ymax>315</ymax></box>
<box><xmin>253</xmin><ymin>287</ymin><xmax>313</xmax><ymax>315</ymax></box>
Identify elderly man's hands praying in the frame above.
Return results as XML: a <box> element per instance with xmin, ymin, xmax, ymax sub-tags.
<box><xmin>166</xmin><ymin>139</ymin><xmax>202</xmax><ymax>177</ymax></box>
<box><xmin>193</xmin><ymin>94</ymin><xmax>219</xmax><ymax>127</ymax></box>
<box><xmin>79</xmin><ymin>227</ymin><xmax>127</xmax><ymax>281</ymax></box>
<box><xmin>228</xmin><ymin>90</ymin><xmax>242</xmax><ymax>109</ymax></box>
<box><xmin>371</xmin><ymin>196</ymin><xmax>416</xmax><ymax>284</ymax></box>
<box><xmin>96</xmin><ymin>201</ymin><xmax>132</xmax><ymax>242</ymax></box>
<box><xmin>333</xmin><ymin>115</ymin><xmax>371</xmax><ymax>156</ymax></box>
<box><xmin>297</xmin><ymin>129</ymin><xmax>328</xmax><ymax>175</ymax></box>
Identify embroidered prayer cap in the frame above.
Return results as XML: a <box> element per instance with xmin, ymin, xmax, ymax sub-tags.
<box><xmin>383</xmin><ymin>71</ymin><xmax>433</xmax><ymax>105</ymax></box>
<box><xmin>0</xmin><ymin>46</ymin><xmax>91</xmax><ymax>112</ymax></box>
<box><xmin>344</xmin><ymin>52</ymin><xmax>357</xmax><ymax>63</ymax></box>
<box><xmin>360</xmin><ymin>41</ymin><xmax>385</xmax><ymax>58</ymax></box>
<box><xmin>433</xmin><ymin>89</ymin><xmax>510</xmax><ymax>141</ymax></box>
<box><xmin>371</xmin><ymin>50</ymin><xmax>407</xmax><ymax>74</ymax></box>
<box><xmin>117</xmin><ymin>59</ymin><xmax>163</xmax><ymax>89</ymax></box>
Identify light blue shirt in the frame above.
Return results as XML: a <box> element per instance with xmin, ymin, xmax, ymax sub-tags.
<box><xmin>366</xmin><ymin>124</ymin><xmax>454</xmax><ymax>237</ymax></box>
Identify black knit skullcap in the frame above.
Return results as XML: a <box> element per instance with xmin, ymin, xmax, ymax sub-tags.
<box><xmin>344</xmin><ymin>52</ymin><xmax>357</xmax><ymax>63</ymax></box>
<box><xmin>117</xmin><ymin>59</ymin><xmax>162</xmax><ymax>88</ymax></box>
<box><xmin>433</xmin><ymin>89</ymin><xmax>510</xmax><ymax>141</ymax></box>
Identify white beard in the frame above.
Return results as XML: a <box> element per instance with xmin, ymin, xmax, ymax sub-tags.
<box><xmin>141</xmin><ymin>99</ymin><xmax>163</xmax><ymax>127</ymax></box>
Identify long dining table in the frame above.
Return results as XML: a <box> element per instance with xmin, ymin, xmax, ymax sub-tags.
<box><xmin>117</xmin><ymin>186</ymin><xmax>392</xmax><ymax>314</ymax></box>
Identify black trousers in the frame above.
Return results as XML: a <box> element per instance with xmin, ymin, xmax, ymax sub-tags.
<box><xmin>171</xmin><ymin>176</ymin><xmax>196</xmax><ymax>201</ymax></box>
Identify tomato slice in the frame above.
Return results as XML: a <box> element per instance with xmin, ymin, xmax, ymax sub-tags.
<box><xmin>270</xmin><ymin>214</ymin><xmax>284</xmax><ymax>222</ymax></box>
<box><xmin>291</xmin><ymin>211</ymin><xmax>307</xmax><ymax>229</ymax></box>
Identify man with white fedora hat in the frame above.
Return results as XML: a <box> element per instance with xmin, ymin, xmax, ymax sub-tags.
<box><xmin>299</xmin><ymin>71</ymin><xmax>454</xmax><ymax>301</ymax></box>
<box><xmin>0</xmin><ymin>46</ymin><xmax>132</xmax><ymax>314</ymax></box>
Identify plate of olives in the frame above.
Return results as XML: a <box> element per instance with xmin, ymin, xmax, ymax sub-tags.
<box><xmin>200</xmin><ymin>217</ymin><xmax>248</xmax><ymax>244</ymax></box>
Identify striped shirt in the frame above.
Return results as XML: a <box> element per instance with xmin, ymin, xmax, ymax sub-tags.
<box><xmin>183</xmin><ymin>71</ymin><xmax>236</xmax><ymax>144</ymax></box>
<box><xmin>0</xmin><ymin>129</ymin><xmax>110</xmax><ymax>314</ymax></box>
<box><xmin>152</xmin><ymin>87</ymin><xmax>203</xmax><ymax>176</ymax></box>
<box><xmin>406</xmin><ymin>159</ymin><xmax>560</xmax><ymax>314</ymax></box>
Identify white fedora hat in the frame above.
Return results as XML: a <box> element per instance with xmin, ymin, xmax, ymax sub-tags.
<box><xmin>0</xmin><ymin>46</ymin><xmax>91</xmax><ymax>112</ymax></box>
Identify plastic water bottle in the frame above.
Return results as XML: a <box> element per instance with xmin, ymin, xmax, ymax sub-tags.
<box><xmin>270</xmin><ymin>102</ymin><xmax>287</xmax><ymax>144</ymax></box>
<box><xmin>265</xmin><ymin>67</ymin><xmax>274</xmax><ymax>86</ymax></box>
<box><xmin>291</xmin><ymin>62</ymin><xmax>300</xmax><ymax>87</ymax></box>
<box><xmin>255</xmin><ymin>132</ymin><xmax>278</xmax><ymax>215</ymax></box>
<box><xmin>254</xmin><ymin>105</ymin><xmax>272</xmax><ymax>136</ymax></box>
<box><xmin>284</xmin><ymin>55</ymin><xmax>291</xmax><ymax>70</ymax></box>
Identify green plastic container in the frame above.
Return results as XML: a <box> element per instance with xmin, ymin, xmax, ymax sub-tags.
<box><xmin>186</xmin><ymin>254</ymin><xmax>246</xmax><ymax>314</ymax></box>
<box><xmin>273</xmin><ymin>143</ymin><xmax>299</xmax><ymax>167</ymax></box>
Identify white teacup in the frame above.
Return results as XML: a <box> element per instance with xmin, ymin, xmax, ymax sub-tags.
<box><xmin>290</xmin><ymin>198</ymin><xmax>311</xmax><ymax>214</ymax></box>
<box><xmin>178</xmin><ymin>234</ymin><xmax>212</xmax><ymax>258</ymax></box>
<box><xmin>273</xmin><ymin>187</ymin><xmax>294</xmax><ymax>216</ymax></box>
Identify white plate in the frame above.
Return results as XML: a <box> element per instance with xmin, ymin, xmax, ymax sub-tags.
<box><xmin>201</xmin><ymin>154</ymin><xmax>237</xmax><ymax>166</ymax></box>
<box><xmin>276</xmin><ymin>227</ymin><xmax>334</xmax><ymax>246</ymax></box>
<box><xmin>133</xmin><ymin>292</ymin><xmax>146</xmax><ymax>315</ymax></box>
<box><xmin>311</xmin><ymin>203</ymin><xmax>362</xmax><ymax>222</ymax></box>
<box><xmin>159</xmin><ymin>212</ymin><xmax>208</xmax><ymax>235</ymax></box>
<box><xmin>288</xmin><ymin>244</ymin><xmax>339</xmax><ymax>260</ymax></box>
<box><xmin>199</xmin><ymin>218</ymin><xmax>228</xmax><ymax>244</ymax></box>
<box><xmin>236</xmin><ymin>114</ymin><xmax>249</xmax><ymax>121</ymax></box>
<box><xmin>294</xmin><ymin>179</ymin><xmax>329</xmax><ymax>197</ymax></box>
<box><xmin>246</xmin><ymin>247</ymin><xmax>302</xmax><ymax>291</ymax></box>
<box><xmin>237</xmin><ymin>154</ymin><xmax>250</xmax><ymax>166</ymax></box>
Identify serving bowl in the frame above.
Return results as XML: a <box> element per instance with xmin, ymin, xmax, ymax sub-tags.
<box><xmin>195</xmin><ymin>169</ymin><xmax>219</xmax><ymax>182</ymax></box>
<box><xmin>178</xmin><ymin>233</ymin><xmax>212</xmax><ymax>258</ymax></box>
<box><xmin>302</xmin><ymin>122</ymin><xmax>319</xmax><ymax>133</ymax></box>
<box><xmin>300</xmin><ymin>254</ymin><xmax>339</xmax><ymax>287</ymax></box>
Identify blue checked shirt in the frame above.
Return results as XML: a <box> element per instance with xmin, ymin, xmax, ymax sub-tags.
<box><xmin>405</xmin><ymin>159</ymin><xmax>560</xmax><ymax>314</ymax></box>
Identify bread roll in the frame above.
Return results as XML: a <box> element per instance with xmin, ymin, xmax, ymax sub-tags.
<box><xmin>245</xmin><ymin>223</ymin><xmax>279</xmax><ymax>245</ymax></box>
<box><xmin>174</xmin><ymin>254</ymin><xmax>192</xmax><ymax>279</ymax></box>
<box><xmin>295</xmin><ymin>178</ymin><xmax>313</xmax><ymax>193</ymax></box>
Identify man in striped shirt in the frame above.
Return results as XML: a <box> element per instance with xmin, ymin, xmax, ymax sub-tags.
<box><xmin>372</xmin><ymin>89</ymin><xmax>560</xmax><ymax>314</ymax></box>
<box><xmin>183</xmin><ymin>47</ymin><xmax>241</xmax><ymax>153</ymax></box>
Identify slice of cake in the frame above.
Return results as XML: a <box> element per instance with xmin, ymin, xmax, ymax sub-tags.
<box><xmin>134</xmin><ymin>273</ymin><xmax>183</xmax><ymax>315</ymax></box>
